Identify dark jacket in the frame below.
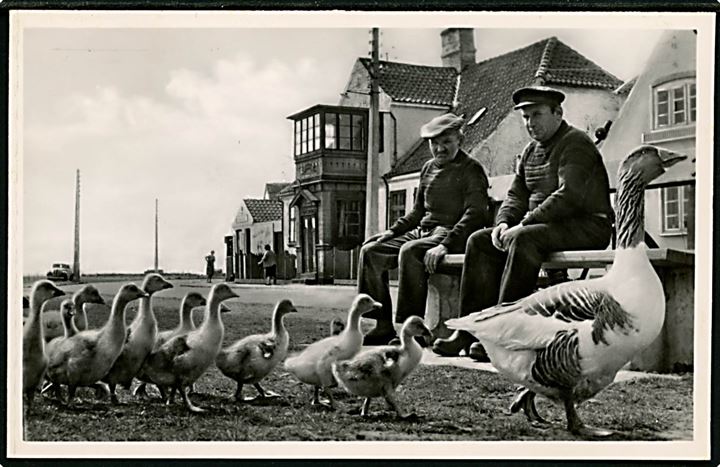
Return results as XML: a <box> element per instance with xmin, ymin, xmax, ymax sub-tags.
<box><xmin>390</xmin><ymin>149</ymin><xmax>491</xmax><ymax>252</ymax></box>
<box><xmin>496</xmin><ymin>121</ymin><xmax>614</xmax><ymax>227</ymax></box>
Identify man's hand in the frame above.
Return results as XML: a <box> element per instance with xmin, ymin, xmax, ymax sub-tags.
<box><xmin>363</xmin><ymin>230</ymin><xmax>395</xmax><ymax>246</ymax></box>
<box><xmin>498</xmin><ymin>224</ymin><xmax>524</xmax><ymax>251</ymax></box>
<box><xmin>491</xmin><ymin>223</ymin><xmax>508</xmax><ymax>251</ymax></box>
<box><xmin>424</xmin><ymin>244</ymin><xmax>448</xmax><ymax>274</ymax></box>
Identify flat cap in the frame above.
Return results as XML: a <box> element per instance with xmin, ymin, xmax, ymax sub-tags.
<box><xmin>512</xmin><ymin>86</ymin><xmax>565</xmax><ymax>110</ymax></box>
<box><xmin>420</xmin><ymin>113</ymin><xmax>465</xmax><ymax>138</ymax></box>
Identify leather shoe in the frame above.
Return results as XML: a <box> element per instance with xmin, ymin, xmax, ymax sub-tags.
<box><xmin>432</xmin><ymin>330</ymin><xmax>477</xmax><ymax>357</ymax></box>
<box><xmin>468</xmin><ymin>342</ymin><xmax>491</xmax><ymax>362</ymax></box>
<box><xmin>363</xmin><ymin>325</ymin><xmax>397</xmax><ymax>346</ymax></box>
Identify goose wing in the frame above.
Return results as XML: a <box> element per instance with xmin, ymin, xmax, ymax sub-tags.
<box><xmin>446</xmin><ymin>281</ymin><xmax>630</xmax><ymax>351</ymax></box>
<box><xmin>151</xmin><ymin>335</ymin><xmax>191</xmax><ymax>372</ymax></box>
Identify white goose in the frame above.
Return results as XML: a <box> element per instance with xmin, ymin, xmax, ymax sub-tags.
<box><xmin>102</xmin><ymin>273</ymin><xmax>173</xmax><ymax>403</ymax></box>
<box><xmin>45</xmin><ymin>283</ymin><xmax>147</xmax><ymax>405</ymax></box>
<box><xmin>133</xmin><ymin>291</ymin><xmax>206</xmax><ymax>399</ymax></box>
<box><xmin>43</xmin><ymin>299</ymin><xmax>77</xmax><ymax>400</ymax></box>
<box><xmin>216</xmin><ymin>299</ymin><xmax>297</xmax><ymax>402</ymax></box>
<box><xmin>141</xmin><ymin>283</ymin><xmax>238</xmax><ymax>412</ymax></box>
<box><xmin>284</xmin><ymin>293</ymin><xmax>381</xmax><ymax>409</ymax></box>
<box><xmin>446</xmin><ymin>145</ymin><xmax>687</xmax><ymax>437</ymax></box>
<box><xmin>332</xmin><ymin>316</ymin><xmax>432</xmax><ymax>418</ymax></box>
<box><xmin>23</xmin><ymin>280</ymin><xmax>65</xmax><ymax>408</ymax></box>
<box><xmin>40</xmin><ymin>285</ymin><xmax>105</xmax><ymax>342</ymax></box>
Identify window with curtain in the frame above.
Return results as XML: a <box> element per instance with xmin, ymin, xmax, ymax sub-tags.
<box><xmin>388</xmin><ymin>190</ymin><xmax>406</xmax><ymax>226</ymax></box>
<box><xmin>653</xmin><ymin>78</ymin><xmax>696</xmax><ymax>129</ymax></box>
<box><xmin>336</xmin><ymin>199</ymin><xmax>363</xmax><ymax>247</ymax></box>
<box><xmin>662</xmin><ymin>185</ymin><xmax>693</xmax><ymax>233</ymax></box>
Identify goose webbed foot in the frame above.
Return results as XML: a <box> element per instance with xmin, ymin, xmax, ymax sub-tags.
<box><xmin>93</xmin><ymin>383</ymin><xmax>110</xmax><ymax>400</ymax></box>
<box><xmin>254</xmin><ymin>383</ymin><xmax>280</xmax><ymax>399</ymax></box>
<box><xmin>564</xmin><ymin>399</ymin><xmax>614</xmax><ymax>438</ymax></box>
<box><xmin>510</xmin><ymin>388</ymin><xmax>550</xmax><ymax>426</ymax></box>
<box><xmin>133</xmin><ymin>383</ymin><xmax>149</xmax><ymax>399</ymax></box>
<box><xmin>310</xmin><ymin>387</ymin><xmax>334</xmax><ymax>409</ymax></box>
<box><xmin>180</xmin><ymin>386</ymin><xmax>205</xmax><ymax>413</ymax></box>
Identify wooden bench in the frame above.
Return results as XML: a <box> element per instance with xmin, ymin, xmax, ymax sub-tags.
<box><xmin>424</xmin><ymin>248</ymin><xmax>695</xmax><ymax>373</ymax></box>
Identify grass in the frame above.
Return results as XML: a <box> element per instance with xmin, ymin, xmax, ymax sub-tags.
<box><xmin>24</xmin><ymin>296</ymin><xmax>693</xmax><ymax>442</ymax></box>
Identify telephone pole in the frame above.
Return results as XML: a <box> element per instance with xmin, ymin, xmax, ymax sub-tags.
<box><xmin>365</xmin><ymin>27</ymin><xmax>380</xmax><ymax>237</ymax></box>
<box><xmin>72</xmin><ymin>169</ymin><xmax>81</xmax><ymax>282</ymax></box>
<box><xmin>154</xmin><ymin>198</ymin><xmax>159</xmax><ymax>273</ymax></box>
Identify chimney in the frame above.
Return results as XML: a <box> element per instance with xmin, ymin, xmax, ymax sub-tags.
<box><xmin>441</xmin><ymin>28</ymin><xmax>476</xmax><ymax>72</ymax></box>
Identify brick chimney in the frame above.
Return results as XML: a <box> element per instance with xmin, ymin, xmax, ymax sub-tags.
<box><xmin>441</xmin><ymin>28</ymin><xmax>476</xmax><ymax>72</ymax></box>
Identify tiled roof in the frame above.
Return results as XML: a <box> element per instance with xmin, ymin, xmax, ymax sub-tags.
<box><xmin>244</xmin><ymin>199</ymin><xmax>282</xmax><ymax>223</ymax></box>
<box><xmin>359</xmin><ymin>58</ymin><xmax>457</xmax><ymax>106</ymax></box>
<box><xmin>387</xmin><ymin>37</ymin><xmax>623</xmax><ymax>177</ymax></box>
<box><xmin>264</xmin><ymin>182</ymin><xmax>291</xmax><ymax>200</ymax></box>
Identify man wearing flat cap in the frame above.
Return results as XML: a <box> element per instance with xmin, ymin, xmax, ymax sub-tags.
<box><xmin>432</xmin><ymin>86</ymin><xmax>614</xmax><ymax>359</ymax></box>
<box><xmin>358</xmin><ymin>113</ymin><xmax>491</xmax><ymax>345</ymax></box>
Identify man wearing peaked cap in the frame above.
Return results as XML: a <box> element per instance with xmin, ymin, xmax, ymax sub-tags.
<box><xmin>433</xmin><ymin>85</ymin><xmax>614</xmax><ymax>361</ymax></box>
<box><xmin>512</xmin><ymin>85</ymin><xmax>566</xmax><ymax>110</ymax></box>
<box><xmin>357</xmin><ymin>113</ymin><xmax>492</xmax><ymax>345</ymax></box>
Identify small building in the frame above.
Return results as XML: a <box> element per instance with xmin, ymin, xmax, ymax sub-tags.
<box><xmin>231</xmin><ymin>198</ymin><xmax>283</xmax><ymax>280</ymax></box>
<box><xmin>601</xmin><ymin>30</ymin><xmax>697</xmax><ymax>250</ymax></box>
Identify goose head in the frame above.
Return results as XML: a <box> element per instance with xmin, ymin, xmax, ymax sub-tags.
<box><xmin>73</xmin><ymin>284</ymin><xmax>105</xmax><ymax>307</ymax></box>
<box><xmin>400</xmin><ymin>316</ymin><xmax>433</xmax><ymax>339</ymax></box>
<box><xmin>182</xmin><ymin>292</ymin><xmax>207</xmax><ymax>310</ymax></box>
<box><xmin>117</xmin><ymin>283</ymin><xmax>149</xmax><ymax>303</ymax></box>
<box><xmin>350</xmin><ymin>293</ymin><xmax>383</xmax><ymax>318</ymax></box>
<box><xmin>619</xmin><ymin>145</ymin><xmax>687</xmax><ymax>185</ymax></box>
<box><xmin>275</xmin><ymin>299</ymin><xmax>298</xmax><ymax>317</ymax></box>
<box><xmin>60</xmin><ymin>299</ymin><xmax>75</xmax><ymax>321</ymax></box>
<box><xmin>141</xmin><ymin>273</ymin><xmax>174</xmax><ymax>296</ymax></box>
<box><xmin>30</xmin><ymin>280</ymin><xmax>65</xmax><ymax>309</ymax></box>
<box><xmin>208</xmin><ymin>283</ymin><xmax>239</xmax><ymax>306</ymax></box>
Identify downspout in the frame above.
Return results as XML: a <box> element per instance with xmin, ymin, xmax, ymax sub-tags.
<box><xmin>389</xmin><ymin>111</ymin><xmax>398</xmax><ymax>168</ymax></box>
<box><xmin>382</xmin><ymin>173</ymin><xmax>391</xmax><ymax>230</ymax></box>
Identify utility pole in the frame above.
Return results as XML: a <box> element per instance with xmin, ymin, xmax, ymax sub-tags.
<box><xmin>154</xmin><ymin>198</ymin><xmax>159</xmax><ymax>273</ymax></box>
<box><xmin>72</xmin><ymin>169</ymin><xmax>80</xmax><ymax>282</ymax></box>
<box><xmin>365</xmin><ymin>27</ymin><xmax>380</xmax><ymax>238</ymax></box>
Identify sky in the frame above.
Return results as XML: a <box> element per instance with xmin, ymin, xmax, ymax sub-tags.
<box><xmin>19</xmin><ymin>16</ymin><xmax>668</xmax><ymax>274</ymax></box>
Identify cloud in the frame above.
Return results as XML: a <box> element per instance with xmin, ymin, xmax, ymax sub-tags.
<box><xmin>22</xmin><ymin>52</ymin><xmax>335</xmax><ymax>274</ymax></box>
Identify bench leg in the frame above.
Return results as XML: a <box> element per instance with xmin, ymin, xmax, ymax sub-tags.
<box><xmin>426</xmin><ymin>274</ymin><xmax>461</xmax><ymax>339</ymax></box>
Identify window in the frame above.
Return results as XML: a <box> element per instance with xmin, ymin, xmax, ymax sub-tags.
<box><xmin>294</xmin><ymin>114</ymin><xmax>321</xmax><ymax>156</ymax></box>
<box><xmin>288</xmin><ymin>207</ymin><xmax>296</xmax><ymax>243</ymax></box>
<box><xmin>324</xmin><ymin>112</ymin><xmax>365</xmax><ymax>152</ymax></box>
<box><xmin>653</xmin><ymin>79</ymin><xmax>696</xmax><ymax>129</ymax></box>
<box><xmin>662</xmin><ymin>185</ymin><xmax>693</xmax><ymax>234</ymax></box>
<box><xmin>336</xmin><ymin>200</ymin><xmax>362</xmax><ymax>240</ymax></box>
<box><xmin>388</xmin><ymin>190</ymin><xmax>406</xmax><ymax>226</ymax></box>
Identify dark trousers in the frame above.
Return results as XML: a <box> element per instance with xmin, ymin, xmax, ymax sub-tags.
<box><xmin>358</xmin><ymin>226</ymin><xmax>456</xmax><ymax>326</ymax></box>
<box><xmin>460</xmin><ymin>216</ymin><xmax>612</xmax><ymax>314</ymax></box>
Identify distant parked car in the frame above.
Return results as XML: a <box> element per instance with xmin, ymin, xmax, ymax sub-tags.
<box><xmin>46</xmin><ymin>263</ymin><xmax>73</xmax><ymax>281</ymax></box>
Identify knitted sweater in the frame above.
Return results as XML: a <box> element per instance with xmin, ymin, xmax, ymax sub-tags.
<box><xmin>496</xmin><ymin>121</ymin><xmax>614</xmax><ymax>227</ymax></box>
<box><xmin>390</xmin><ymin>150</ymin><xmax>491</xmax><ymax>252</ymax></box>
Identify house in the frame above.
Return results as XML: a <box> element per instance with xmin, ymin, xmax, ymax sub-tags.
<box><xmin>600</xmin><ymin>30</ymin><xmax>697</xmax><ymax>250</ymax></box>
<box><xmin>337</xmin><ymin>30</ymin><xmax>624</xmax><ymax>235</ymax></box>
<box><xmin>279</xmin><ymin>29</ymin><xmax>628</xmax><ymax>284</ymax></box>
<box><xmin>230</xmin><ymin>197</ymin><xmax>283</xmax><ymax>280</ymax></box>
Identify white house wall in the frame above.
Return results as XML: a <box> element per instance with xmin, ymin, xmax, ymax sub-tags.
<box><xmin>382</xmin><ymin>174</ymin><xmax>420</xmax><ymax>230</ymax></box>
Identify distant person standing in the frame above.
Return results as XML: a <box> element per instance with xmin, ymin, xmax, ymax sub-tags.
<box><xmin>205</xmin><ymin>250</ymin><xmax>216</xmax><ymax>283</ymax></box>
<box><xmin>258</xmin><ymin>244</ymin><xmax>277</xmax><ymax>286</ymax></box>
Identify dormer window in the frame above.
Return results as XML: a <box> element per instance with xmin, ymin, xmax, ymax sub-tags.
<box><xmin>653</xmin><ymin>78</ymin><xmax>696</xmax><ymax>129</ymax></box>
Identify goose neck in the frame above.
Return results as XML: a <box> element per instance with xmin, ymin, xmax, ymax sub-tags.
<box><xmin>271</xmin><ymin>310</ymin><xmax>286</xmax><ymax>335</ymax></box>
<box><xmin>615</xmin><ymin>169</ymin><xmax>647</xmax><ymax>249</ymax></box>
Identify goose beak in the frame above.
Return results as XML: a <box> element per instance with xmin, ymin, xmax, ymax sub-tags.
<box><xmin>657</xmin><ymin>147</ymin><xmax>687</xmax><ymax>168</ymax></box>
<box><xmin>372</xmin><ymin>301</ymin><xmax>382</xmax><ymax>310</ymax></box>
